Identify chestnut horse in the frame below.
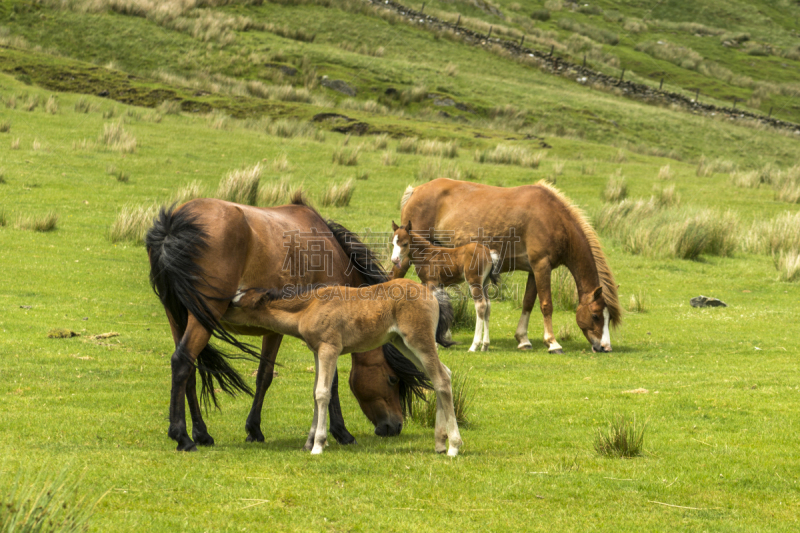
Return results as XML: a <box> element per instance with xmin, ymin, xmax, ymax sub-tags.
<box><xmin>228</xmin><ymin>279</ymin><xmax>462</xmax><ymax>456</ymax></box>
<box><xmin>394</xmin><ymin>178</ymin><xmax>622</xmax><ymax>353</ymax></box>
<box><xmin>390</xmin><ymin>221</ymin><xmax>499</xmax><ymax>352</ymax></box>
<box><xmin>146</xmin><ymin>196</ymin><xmax>429</xmax><ymax>451</ymax></box>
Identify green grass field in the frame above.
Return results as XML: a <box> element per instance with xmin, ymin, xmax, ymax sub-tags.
<box><xmin>1</xmin><ymin>1</ymin><xmax>799</xmax><ymax>531</ymax></box>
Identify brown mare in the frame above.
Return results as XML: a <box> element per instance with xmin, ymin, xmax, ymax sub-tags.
<box><xmin>146</xmin><ymin>196</ymin><xmax>429</xmax><ymax>451</ymax></box>
<box><xmin>227</xmin><ymin>279</ymin><xmax>462</xmax><ymax>456</ymax></box>
<box><xmin>394</xmin><ymin>178</ymin><xmax>622</xmax><ymax>353</ymax></box>
<box><xmin>390</xmin><ymin>221</ymin><xmax>499</xmax><ymax>352</ymax></box>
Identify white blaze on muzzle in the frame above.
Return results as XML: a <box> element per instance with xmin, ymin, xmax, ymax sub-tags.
<box><xmin>390</xmin><ymin>235</ymin><xmax>402</xmax><ymax>264</ymax></box>
<box><xmin>601</xmin><ymin>307</ymin><xmax>611</xmax><ymax>351</ymax></box>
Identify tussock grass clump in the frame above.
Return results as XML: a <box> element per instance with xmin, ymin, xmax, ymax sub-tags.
<box><xmin>474</xmin><ymin>144</ymin><xmax>544</xmax><ymax>168</ymax></box>
<box><xmin>320</xmin><ymin>179</ymin><xmax>355</xmax><ymax>207</ymax></box>
<box><xmin>258</xmin><ymin>177</ymin><xmax>299</xmax><ymax>207</ymax></box>
<box><xmin>247</xmin><ymin>82</ymin><xmax>313</xmax><ymax>103</ymax></box>
<box><xmin>417</xmin><ymin>159</ymin><xmax>461</xmax><ymax>182</ymax></box>
<box><xmin>558</xmin><ymin>18</ymin><xmax>619</xmax><ymax>45</ymax></box>
<box><xmin>657</xmin><ymin>164</ymin><xmax>672</xmax><ymax>181</ymax></box>
<box><xmin>627</xmin><ymin>289</ymin><xmax>649</xmax><ymax>313</ymax></box>
<box><xmin>654</xmin><ymin>184</ymin><xmax>680</xmax><ymax>207</ymax></box>
<box><xmin>16</xmin><ymin>211</ymin><xmax>59</xmax><ymax>232</ymax></box>
<box><xmin>272</xmin><ymin>154</ymin><xmax>290</xmax><ymax>173</ymax></box>
<box><xmin>410</xmin><ymin>367</ymin><xmax>473</xmax><ymax>428</ymax></box>
<box><xmin>108</xmin><ymin>166</ymin><xmax>129</xmax><ymax>183</ymax></box>
<box><xmin>636</xmin><ymin>40</ymin><xmax>703</xmax><ymax>69</ymax></box>
<box><xmin>530</xmin><ymin>8</ymin><xmax>551</xmax><ymax>21</ymax></box>
<box><xmin>697</xmin><ymin>155</ymin><xmax>736</xmax><ymax>177</ymax></box>
<box><xmin>0</xmin><ymin>168</ymin><xmax>6</xmax><ymax>184</ymax></box>
<box><xmin>730</xmin><ymin>170</ymin><xmax>761</xmax><ymax>189</ymax></box>
<box><xmin>206</xmin><ymin>109</ymin><xmax>230</xmax><ymax>130</ymax></box>
<box><xmin>45</xmin><ymin>95</ymin><xmax>59</xmax><ymax>114</ymax></box>
<box><xmin>339</xmin><ymin>98</ymin><xmax>389</xmax><ymax>115</ymax></box>
<box><xmin>775</xmin><ymin>181</ymin><xmax>800</xmax><ymax>204</ymax></box>
<box><xmin>594</xmin><ymin>414</ymin><xmax>647</xmax><ymax>458</ymax></box>
<box><xmin>0</xmin><ymin>120</ymin><xmax>10</xmax><ymax>133</ymax></box>
<box><xmin>557</xmin><ymin>323</ymin><xmax>576</xmax><ymax>342</ymax></box>
<box><xmin>742</xmin><ymin>212</ymin><xmax>800</xmax><ymax>255</ymax></box>
<box><xmin>448</xmin><ymin>284</ymin><xmax>476</xmax><ymax>331</ymax></box>
<box><xmin>552</xmin><ymin>266</ymin><xmax>578</xmax><ymax>311</ymax></box>
<box><xmin>263</xmin><ymin>117</ymin><xmax>319</xmax><ymax>139</ymax></box>
<box><xmin>0</xmin><ymin>208</ymin><xmax>6</xmax><ymax>227</ymax></box>
<box><xmin>157</xmin><ymin>100</ymin><xmax>182</xmax><ymax>115</ymax></box>
<box><xmin>74</xmin><ymin>96</ymin><xmax>96</xmax><ymax>114</ymax></box>
<box><xmin>100</xmin><ymin>121</ymin><xmax>137</xmax><ymax>153</ymax></box>
<box><xmin>216</xmin><ymin>164</ymin><xmax>262</xmax><ymax>206</ymax></box>
<box><xmin>23</xmin><ymin>94</ymin><xmax>40</xmax><ymax>112</ymax></box>
<box><xmin>170</xmin><ymin>180</ymin><xmax>206</xmax><ymax>206</ymax></box>
<box><xmin>602</xmin><ymin>174</ymin><xmax>628</xmax><ymax>202</ymax></box>
<box><xmin>444</xmin><ymin>62</ymin><xmax>458</xmax><ymax>77</ymax></box>
<box><xmin>332</xmin><ymin>146</ymin><xmax>361</xmax><ymax>166</ymax></box>
<box><xmin>400</xmin><ymin>86</ymin><xmax>428</xmax><ymax>105</ymax></box>
<box><xmin>396</xmin><ymin>138</ymin><xmax>458</xmax><ymax>158</ymax></box>
<box><xmin>109</xmin><ymin>204</ymin><xmax>158</xmax><ymax>244</ymax></box>
<box><xmin>381</xmin><ymin>150</ymin><xmax>398</xmax><ymax>166</ymax></box>
<box><xmin>372</xmin><ymin>133</ymin><xmax>390</xmax><ymax>150</ymax></box>
<box><xmin>774</xmin><ymin>250</ymin><xmax>800</xmax><ymax>282</ymax></box>
<box><xmin>10</xmin><ymin>138</ymin><xmax>20</xmax><ymax>150</ymax></box>
<box><xmin>0</xmin><ymin>466</ymin><xmax>107</xmax><ymax>533</ymax></box>
<box><xmin>594</xmin><ymin>198</ymin><xmax>739</xmax><ymax>260</ymax></box>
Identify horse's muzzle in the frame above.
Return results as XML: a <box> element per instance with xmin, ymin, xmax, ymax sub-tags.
<box><xmin>375</xmin><ymin>421</ymin><xmax>403</xmax><ymax>437</ymax></box>
<box><xmin>592</xmin><ymin>345</ymin><xmax>612</xmax><ymax>353</ymax></box>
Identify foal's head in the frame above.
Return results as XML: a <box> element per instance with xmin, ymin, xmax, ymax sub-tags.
<box><xmin>390</xmin><ymin>220</ymin><xmax>412</xmax><ymax>266</ymax></box>
<box><xmin>575</xmin><ymin>286</ymin><xmax>612</xmax><ymax>353</ymax></box>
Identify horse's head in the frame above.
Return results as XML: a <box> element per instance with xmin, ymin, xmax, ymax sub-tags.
<box><xmin>390</xmin><ymin>220</ymin><xmax>412</xmax><ymax>266</ymax></box>
<box><xmin>576</xmin><ymin>286</ymin><xmax>612</xmax><ymax>353</ymax></box>
<box><xmin>348</xmin><ymin>347</ymin><xmax>405</xmax><ymax>437</ymax></box>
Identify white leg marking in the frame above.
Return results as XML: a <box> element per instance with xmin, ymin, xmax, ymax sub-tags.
<box><xmin>469</xmin><ymin>302</ymin><xmax>483</xmax><ymax>352</ymax></box>
<box><xmin>515</xmin><ymin>311</ymin><xmax>532</xmax><ymax>349</ymax></box>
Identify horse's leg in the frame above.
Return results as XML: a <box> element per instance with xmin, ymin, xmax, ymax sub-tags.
<box><xmin>468</xmin><ymin>282</ymin><xmax>487</xmax><ymax>352</ymax></box>
<box><xmin>394</xmin><ymin>335</ymin><xmax>462</xmax><ymax>456</ymax></box>
<box><xmin>428</xmin><ymin>358</ymin><xmax>461</xmax><ymax>456</ymax></box>
<box><xmin>165</xmin><ymin>310</ymin><xmax>214</xmax><ymax>447</ymax></box>
<box><xmin>533</xmin><ymin>259</ymin><xmax>562</xmax><ymax>354</ymax></box>
<box><xmin>309</xmin><ymin>344</ymin><xmax>340</xmax><ymax>455</ymax></box>
<box><xmin>186</xmin><ymin>369</ymin><xmax>214</xmax><ymax>446</ymax></box>
<box><xmin>328</xmin><ymin>370</ymin><xmax>357</xmax><ymax>445</ymax></box>
<box><xmin>303</xmin><ymin>354</ymin><xmax>321</xmax><ymax>451</ymax></box>
<box><xmin>168</xmin><ymin>315</ymin><xmax>212</xmax><ymax>452</ymax></box>
<box><xmin>481</xmin><ymin>283</ymin><xmax>491</xmax><ymax>351</ymax></box>
<box><xmin>514</xmin><ymin>273</ymin><xmax>538</xmax><ymax>350</ymax></box>
<box><xmin>245</xmin><ymin>333</ymin><xmax>283</xmax><ymax>443</ymax></box>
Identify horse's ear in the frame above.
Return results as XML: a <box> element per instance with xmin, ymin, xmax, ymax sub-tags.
<box><xmin>592</xmin><ymin>286</ymin><xmax>603</xmax><ymax>302</ymax></box>
<box><xmin>406</xmin><ymin>220</ymin><xmax>412</xmax><ymax>232</ymax></box>
<box><xmin>392</xmin><ymin>220</ymin><xmax>399</xmax><ymax>231</ymax></box>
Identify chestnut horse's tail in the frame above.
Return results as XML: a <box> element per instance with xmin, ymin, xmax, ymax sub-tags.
<box><xmin>146</xmin><ymin>205</ymin><xmax>256</xmax><ymax>410</ymax></box>
<box><xmin>434</xmin><ymin>289</ymin><xmax>456</xmax><ymax>348</ymax></box>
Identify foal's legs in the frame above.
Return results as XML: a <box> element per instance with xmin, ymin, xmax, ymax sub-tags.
<box><xmin>468</xmin><ymin>282</ymin><xmax>488</xmax><ymax>352</ymax></box>
<box><xmin>394</xmin><ymin>336</ymin><xmax>462</xmax><ymax>456</ymax></box>
<box><xmin>514</xmin><ymin>273</ymin><xmax>537</xmax><ymax>350</ymax></box>
<box><xmin>305</xmin><ymin>343</ymin><xmax>340</xmax><ymax>455</ymax></box>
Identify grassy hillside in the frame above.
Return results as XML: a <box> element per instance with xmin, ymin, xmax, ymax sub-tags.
<box><xmin>1</xmin><ymin>1</ymin><xmax>800</xmax><ymax>531</ymax></box>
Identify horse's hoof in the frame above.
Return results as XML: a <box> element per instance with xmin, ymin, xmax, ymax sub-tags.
<box><xmin>447</xmin><ymin>447</ymin><xmax>459</xmax><ymax>457</ymax></box>
<box><xmin>468</xmin><ymin>346</ymin><xmax>478</xmax><ymax>352</ymax></box>
<box><xmin>177</xmin><ymin>442</ymin><xmax>197</xmax><ymax>452</ymax></box>
<box><xmin>549</xmin><ymin>348</ymin><xmax>564</xmax><ymax>355</ymax></box>
<box><xmin>310</xmin><ymin>446</ymin><xmax>324</xmax><ymax>455</ymax></box>
<box><xmin>481</xmin><ymin>344</ymin><xmax>489</xmax><ymax>352</ymax></box>
<box><xmin>245</xmin><ymin>432</ymin><xmax>265</xmax><ymax>443</ymax></box>
<box><xmin>517</xmin><ymin>343</ymin><xmax>533</xmax><ymax>350</ymax></box>
<box><xmin>194</xmin><ymin>435</ymin><xmax>215</xmax><ymax>447</ymax></box>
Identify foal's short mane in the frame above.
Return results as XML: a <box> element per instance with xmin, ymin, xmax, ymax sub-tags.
<box><xmin>535</xmin><ymin>180</ymin><xmax>622</xmax><ymax>327</ymax></box>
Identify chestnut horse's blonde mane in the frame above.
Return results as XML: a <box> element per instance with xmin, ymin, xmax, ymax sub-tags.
<box><xmin>400</xmin><ymin>185</ymin><xmax>415</xmax><ymax>211</ymax></box>
<box><xmin>535</xmin><ymin>180</ymin><xmax>622</xmax><ymax>327</ymax></box>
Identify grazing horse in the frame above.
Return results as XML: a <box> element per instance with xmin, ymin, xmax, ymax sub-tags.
<box><xmin>146</xmin><ymin>196</ymin><xmax>430</xmax><ymax>452</ymax></box>
<box><xmin>227</xmin><ymin>279</ymin><xmax>463</xmax><ymax>456</ymax></box>
<box><xmin>393</xmin><ymin>178</ymin><xmax>622</xmax><ymax>354</ymax></box>
<box><xmin>390</xmin><ymin>221</ymin><xmax>500</xmax><ymax>352</ymax></box>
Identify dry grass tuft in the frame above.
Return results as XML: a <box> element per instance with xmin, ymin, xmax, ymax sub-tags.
<box><xmin>16</xmin><ymin>210</ymin><xmax>59</xmax><ymax>232</ymax></box>
<box><xmin>417</xmin><ymin>159</ymin><xmax>462</xmax><ymax>182</ymax></box>
<box><xmin>774</xmin><ymin>250</ymin><xmax>800</xmax><ymax>282</ymax></box>
<box><xmin>657</xmin><ymin>164</ymin><xmax>672</xmax><ymax>181</ymax></box>
<box><xmin>627</xmin><ymin>288</ymin><xmax>650</xmax><ymax>313</ymax></box>
<box><xmin>474</xmin><ymin>145</ymin><xmax>544</xmax><ymax>168</ymax></box>
<box><xmin>594</xmin><ymin>414</ymin><xmax>647</xmax><ymax>458</ymax></box>
<box><xmin>320</xmin><ymin>179</ymin><xmax>355</xmax><ymax>207</ymax></box>
<box><xmin>410</xmin><ymin>366</ymin><xmax>473</xmax><ymax>428</ymax></box>
<box><xmin>381</xmin><ymin>150</ymin><xmax>398</xmax><ymax>166</ymax></box>
<box><xmin>332</xmin><ymin>146</ymin><xmax>361</xmax><ymax>166</ymax></box>
<box><xmin>109</xmin><ymin>204</ymin><xmax>158</xmax><ymax>244</ymax></box>
<box><xmin>99</xmin><ymin>121</ymin><xmax>137</xmax><ymax>153</ymax></box>
<box><xmin>45</xmin><ymin>95</ymin><xmax>59</xmax><ymax>114</ymax></box>
<box><xmin>216</xmin><ymin>164</ymin><xmax>262</xmax><ymax>205</ymax></box>
<box><xmin>0</xmin><ymin>120</ymin><xmax>10</xmax><ymax>133</ymax></box>
<box><xmin>603</xmin><ymin>174</ymin><xmax>627</xmax><ymax>202</ymax></box>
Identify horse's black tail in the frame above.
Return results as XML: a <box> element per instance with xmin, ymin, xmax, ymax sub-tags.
<box><xmin>146</xmin><ymin>204</ymin><xmax>257</xmax><ymax>410</ymax></box>
<box><xmin>434</xmin><ymin>288</ymin><xmax>457</xmax><ymax>348</ymax></box>
<box><xmin>382</xmin><ymin>344</ymin><xmax>432</xmax><ymax>417</ymax></box>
